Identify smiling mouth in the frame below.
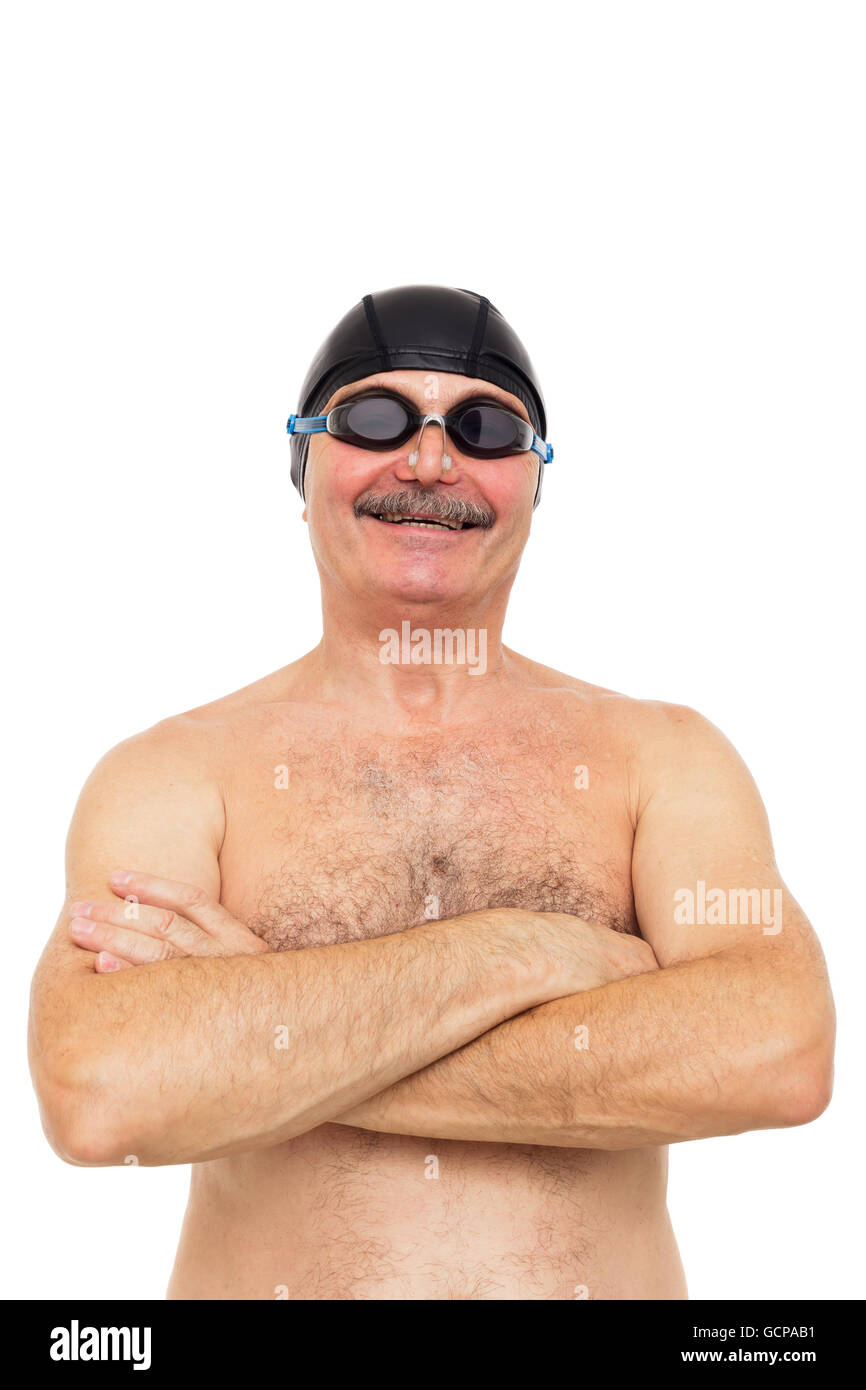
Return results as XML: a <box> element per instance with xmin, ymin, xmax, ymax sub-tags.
<box><xmin>371</xmin><ymin>512</ymin><xmax>474</xmax><ymax>531</ymax></box>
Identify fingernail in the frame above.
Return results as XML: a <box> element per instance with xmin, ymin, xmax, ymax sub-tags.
<box><xmin>99</xmin><ymin>952</ymin><xmax>121</xmax><ymax>971</ymax></box>
<box><xmin>69</xmin><ymin>902</ymin><xmax>90</xmax><ymax>916</ymax></box>
<box><xmin>111</xmin><ymin>871</ymin><xmax>132</xmax><ymax>887</ymax></box>
<box><xmin>70</xmin><ymin>917</ymin><xmax>94</xmax><ymax>936</ymax></box>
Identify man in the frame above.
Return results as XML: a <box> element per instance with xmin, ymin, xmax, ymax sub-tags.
<box><xmin>29</xmin><ymin>285</ymin><xmax>834</xmax><ymax>1301</ymax></box>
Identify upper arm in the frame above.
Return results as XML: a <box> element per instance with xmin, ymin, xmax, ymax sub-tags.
<box><xmin>631</xmin><ymin>704</ymin><xmax>827</xmax><ymax>976</ymax></box>
<box><xmin>33</xmin><ymin>719</ymin><xmax>225</xmax><ymax>994</ymax></box>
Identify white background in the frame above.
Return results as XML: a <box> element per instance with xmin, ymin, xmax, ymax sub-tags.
<box><xmin>2</xmin><ymin>0</ymin><xmax>863</xmax><ymax>1300</ymax></box>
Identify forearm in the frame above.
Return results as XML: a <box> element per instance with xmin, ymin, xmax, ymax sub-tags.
<box><xmin>30</xmin><ymin>911</ymin><xmax>554</xmax><ymax>1166</ymax></box>
<box><xmin>336</xmin><ymin>945</ymin><xmax>835</xmax><ymax>1148</ymax></box>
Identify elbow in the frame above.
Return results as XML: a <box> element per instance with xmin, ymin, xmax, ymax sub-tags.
<box><xmin>35</xmin><ymin>1076</ymin><xmax>129</xmax><ymax>1167</ymax></box>
<box><xmin>33</xmin><ymin>1046</ymin><xmax>192</xmax><ymax>1168</ymax></box>
<box><xmin>51</xmin><ymin>1110</ymin><xmax>128</xmax><ymax>1168</ymax></box>
<box><xmin>30</xmin><ymin>1044</ymin><xmax>134</xmax><ymax>1168</ymax></box>
<box><xmin>29</xmin><ymin>985</ymin><xmax>147</xmax><ymax>1166</ymax></box>
<box><xmin>769</xmin><ymin>1044</ymin><xmax>834</xmax><ymax>1129</ymax></box>
<box><xmin>762</xmin><ymin>1004</ymin><xmax>835</xmax><ymax>1130</ymax></box>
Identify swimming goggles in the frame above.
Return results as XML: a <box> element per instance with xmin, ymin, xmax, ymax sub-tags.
<box><xmin>287</xmin><ymin>391</ymin><xmax>554</xmax><ymax>468</ymax></box>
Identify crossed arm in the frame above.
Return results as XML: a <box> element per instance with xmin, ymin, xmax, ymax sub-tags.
<box><xmin>28</xmin><ymin>707</ymin><xmax>834</xmax><ymax>1166</ymax></box>
<box><xmin>338</xmin><ymin>708</ymin><xmax>836</xmax><ymax>1147</ymax></box>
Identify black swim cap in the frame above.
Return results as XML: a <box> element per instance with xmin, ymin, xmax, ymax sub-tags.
<box><xmin>289</xmin><ymin>285</ymin><xmax>548</xmax><ymax>506</ymax></box>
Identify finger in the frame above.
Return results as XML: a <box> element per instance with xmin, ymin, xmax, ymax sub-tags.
<box><xmin>70</xmin><ymin>897</ymin><xmax>219</xmax><ymax>957</ymax></box>
<box><xmin>109</xmin><ymin>870</ymin><xmax>268</xmax><ymax>952</ymax></box>
<box><xmin>69</xmin><ymin>915</ymin><xmax>180</xmax><ymax>965</ymax></box>
<box><xmin>95</xmin><ymin>951</ymin><xmax>132</xmax><ymax>973</ymax></box>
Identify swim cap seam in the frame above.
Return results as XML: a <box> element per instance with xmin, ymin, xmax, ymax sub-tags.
<box><xmin>466</xmin><ymin>296</ymin><xmax>490</xmax><ymax>378</ymax></box>
<box><xmin>362</xmin><ymin>293</ymin><xmax>392</xmax><ymax>372</ymax></box>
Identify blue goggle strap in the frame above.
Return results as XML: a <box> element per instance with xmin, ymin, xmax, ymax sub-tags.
<box><xmin>287</xmin><ymin>413</ymin><xmax>328</xmax><ymax>436</ymax></box>
<box><xmin>531</xmin><ymin>435</ymin><xmax>554</xmax><ymax>464</ymax></box>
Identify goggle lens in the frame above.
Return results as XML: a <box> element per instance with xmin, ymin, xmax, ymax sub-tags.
<box><xmin>456</xmin><ymin>404</ymin><xmax>530</xmax><ymax>456</ymax></box>
<box><xmin>343</xmin><ymin>396</ymin><xmax>411</xmax><ymax>444</ymax></box>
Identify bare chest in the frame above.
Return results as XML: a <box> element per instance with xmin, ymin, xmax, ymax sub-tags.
<box><xmin>218</xmin><ymin>721</ymin><xmax>638</xmax><ymax>949</ymax></box>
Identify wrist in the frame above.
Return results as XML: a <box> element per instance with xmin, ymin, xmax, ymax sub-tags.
<box><xmin>464</xmin><ymin>909</ymin><xmax>554</xmax><ymax>1011</ymax></box>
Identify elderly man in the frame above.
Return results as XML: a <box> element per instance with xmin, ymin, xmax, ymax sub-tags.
<box><xmin>29</xmin><ymin>285</ymin><xmax>834</xmax><ymax>1301</ymax></box>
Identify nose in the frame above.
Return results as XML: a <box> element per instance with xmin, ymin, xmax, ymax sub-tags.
<box><xmin>393</xmin><ymin>415</ymin><xmax>456</xmax><ymax>488</ymax></box>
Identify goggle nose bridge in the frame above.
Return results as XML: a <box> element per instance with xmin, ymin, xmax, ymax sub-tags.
<box><xmin>408</xmin><ymin>413</ymin><xmax>452</xmax><ymax>471</ymax></box>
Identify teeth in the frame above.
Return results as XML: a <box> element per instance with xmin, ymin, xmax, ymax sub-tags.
<box><xmin>377</xmin><ymin>513</ymin><xmax>464</xmax><ymax>530</ymax></box>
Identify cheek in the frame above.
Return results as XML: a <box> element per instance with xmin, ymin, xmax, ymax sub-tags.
<box><xmin>305</xmin><ymin>447</ymin><xmax>390</xmax><ymax>568</ymax></box>
<box><xmin>472</xmin><ymin>457</ymin><xmax>537</xmax><ymax>516</ymax></box>
<box><xmin>307</xmin><ymin>440</ymin><xmax>393</xmax><ymax>514</ymax></box>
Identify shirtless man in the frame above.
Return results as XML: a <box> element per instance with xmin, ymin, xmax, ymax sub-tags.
<box><xmin>28</xmin><ymin>286</ymin><xmax>835</xmax><ymax>1301</ymax></box>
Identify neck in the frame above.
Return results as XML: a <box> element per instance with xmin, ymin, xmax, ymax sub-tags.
<box><xmin>307</xmin><ymin>586</ymin><xmax>515</xmax><ymax>719</ymax></box>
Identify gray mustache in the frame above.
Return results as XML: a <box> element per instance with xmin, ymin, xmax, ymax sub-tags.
<box><xmin>354</xmin><ymin>490</ymin><xmax>495</xmax><ymax>529</ymax></box>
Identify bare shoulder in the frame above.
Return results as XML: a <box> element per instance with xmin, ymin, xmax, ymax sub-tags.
<box><xmin>75</xmin><ymin>661</ymin><xmax>308</xmax><ymax>848</ymax></box>
<box><xmin>162</xmin><ymin>659</ymin><xmax>304</xmax><ymax>733</ymax></box>
<box><xmin>506</xmin><ymin>648</ymin><xmax>751</xmax><ymax>792</ymax></box>
<box><xmin>506</xmin><ymin>648</ymin><xmax>718</xmax><ymax>736</ymax></box>
<box><xmin>65</xmin><ymin>662</ymin><xmax>311</xmax><ymax>906</ymax></box>
<box><xmin>95</xmin><ymin>659</ymin><xmax>305</xmax><ymax>773</ymax></box>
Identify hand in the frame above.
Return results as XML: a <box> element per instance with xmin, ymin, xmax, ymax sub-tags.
<box><xmin>516</xmin><ymin>910</ymin><xmax>660</xmax><ymax>997</ymax></box>
<box><xmin>67</xmin><ymin>869</ymin><xmax>269</xmax><ymax>973</ymax></box>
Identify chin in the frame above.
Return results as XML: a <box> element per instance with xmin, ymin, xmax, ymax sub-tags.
<box><xmin>373</xmin><ymin>568</ymin><xmax>468</xmax><ymax>607</ymax></box>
